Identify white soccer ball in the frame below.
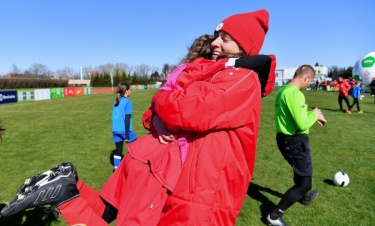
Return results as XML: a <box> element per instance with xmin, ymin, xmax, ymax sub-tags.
<box><xmin>333</xmin><ymin>172</ymin><xmax>350</xmax><ymax>187</ymax></box>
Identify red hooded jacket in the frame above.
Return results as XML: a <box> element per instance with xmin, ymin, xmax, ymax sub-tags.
<box><xmin>336</xmin><ymin>79</ymin><xmax>351</xmax><ymax>97</ymax></box>
<box><xmin>125</xmin><ymin>56</ymin><xmax>276</xmax><ymax>225</ymax></box>
<box><xmin>152</xmin><ymin>67</ymin><xmax>262</xmax><ymax>225</ymax></box>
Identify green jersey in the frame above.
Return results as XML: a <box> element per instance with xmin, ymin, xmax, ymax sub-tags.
<box><xmin>275</xmin><ymin>84</ymin><xmax>318</xmax><ymax>135</ymax></box>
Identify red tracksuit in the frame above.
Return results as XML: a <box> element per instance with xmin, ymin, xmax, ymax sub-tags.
<box><xmin>58</xmin><ymin>56</ymin><xmax>275</xmax><ymax>226</ymax></box>
<box><xmin>153</xmin><ymin>67</ymin><xmax>262</xmax><ymax>225</ymax></box>
<box><xmin>58</xmin><ymin>58</ymin><xmax>231</xmax><ymax>226</ymax></box>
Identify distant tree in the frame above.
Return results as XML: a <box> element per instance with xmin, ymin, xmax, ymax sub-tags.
<box><xmin>162</xmin><ymin>63</ymin><xmax>172</xmax><ymax>76</ymax></box>
<box><xmin>343</xmin><ymin>66</ymin><xmax>353</xmax><ymax>78</ymax></box>
<box><xmin>131</xmin><ymin>64</ymin><xmax>152</xmax><ymax>84</ymax></box>
<box><xmin>120</xmin><ymin>71</ymin><xmax>128</xmax><ymax>83</ymax></box>
<box><xmin>102</xmin><ymin>73</ymin><xmax>111</xmax><ymax>87</ymax></box>
<box><xmin>11</xmin><ymin>64</ymin><xmax>21</xmax><ymax>76</ymax></box>
<box><xmin>150</xmin><ymin>71</ymin><xmax>160</xmax><ymax>83</ymax></box>
<box><xmin>116</xmin><ymin>63</ymin><xmax>129</xmax><ymax>75</ymax></box>
<box><xmin>90</xmin><ymin>74</ymin><xmax>100</xmax><ymax>87</ymax></box>
<box><xmin>328</xmin><ymin>65</ymin><xmax>354</xmax><ymax>80</ymax></box>
<box><xmin>136</xmin><ymin>64</ymin><xmax>152</xmax><ymax>78</ymax></box>
<box><xmin>113</xmin><ymin>74</ymin><xmax>121</xmax><ymax>87</ymax></box>
<box><xmin>98</xmin><ymin>64</ymin><xmax>112</xmax><ymax>75</ymax></box>
<box><xmin>315</xmin><ymin>62</ymin><xmax>319</xmax><ymax>67</ymax></box>
<box><xmin>28</xmin><ymin>63</ymin><xmax>51</xmax><ymax>78</ymax></box>
<box><xmin>131</xmin><ymin>72</ymin><xmax>139</xmax><ymax>84</ymax></box>
<box><xmin>83</xmin><ymin>66</ymin><xmax>96</xmax><ymax>78</ymax></box>
<box><xmin>56</xmin><ymin>67</ymin><xmax>75</xmax><ymax>79</ymax></box>
<box><xmin>127</xmin><ymin>66</ymin><xmax>135</xmax><ymax>78</ymax></box>
<box><xmin>328</xmin><ymin>65</ymin><xmax>340</xmax><ymax>79</ymax></box>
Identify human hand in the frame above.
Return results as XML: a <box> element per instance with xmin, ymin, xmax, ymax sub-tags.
<box><xmin>313</xmin><ymin>108</ymin><xmax>327</xmax><ymax>126</ymax></box>
<box><xmin>317</xmin><ymin>119</ymin><xmax>326</xmax><ymax>126</ymax></box>
<box><xmin>152</xmin><ymin>115</ymin><xmax>176</xmax><ymax>144</ymax></box>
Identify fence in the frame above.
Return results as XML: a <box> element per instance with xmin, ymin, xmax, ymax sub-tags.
<box><xmin>0</xmin><ymin>83</ymin><xmax>162</xmax><ymax>105</ymax></box>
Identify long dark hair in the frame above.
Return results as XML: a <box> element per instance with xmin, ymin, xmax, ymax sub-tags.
<box><xmin>114</xmin><ymin>82</ymin><xmax>130</xmax><ymax>107</ymax></box>
<box><xmin>181</xmin><ymin>34</ymin><xmax>215</xmax><ymax>63</ymax></box>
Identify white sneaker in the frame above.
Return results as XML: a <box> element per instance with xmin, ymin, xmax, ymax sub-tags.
<box><xmin>266</xmin><ymin>214</ymin><xmax>288</xmax><ymax>226</ymax></box>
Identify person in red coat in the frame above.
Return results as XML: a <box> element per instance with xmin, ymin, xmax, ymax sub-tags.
<box><xmin>1</xmin><ymin>9</ymin><xmax>275</xmax><ymax>226</ymax></box>
<box><xmin>336</xmin><ymin>76</ymin><xmax>352</xmax><ymax>113</ymax></box>
<box><xmin>152</xmin><ymin>9</ymin><xmax>271</xmax><ymax>225</ymax></box>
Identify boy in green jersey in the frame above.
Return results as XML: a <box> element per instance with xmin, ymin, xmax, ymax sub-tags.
<box><xmin>267</xmin><ymin>65</ymin><xmax>327</xmax><ymax>226</ymax></box>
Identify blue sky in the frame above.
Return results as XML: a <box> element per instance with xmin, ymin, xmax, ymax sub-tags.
<box><xmin>1</xmin><ymin>0</ymin><xmax>374</xmax><ymax>75</ymax></box>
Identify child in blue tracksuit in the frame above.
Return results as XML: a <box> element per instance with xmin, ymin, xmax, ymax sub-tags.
<box><xmin>349</xmin><ymin>81</ymin><xmax>363</xmax><ymax>114</ymax></box>
<box><xmin>112</xmin><ymin>82</ymin><xmax>136</xmax><ymax>170</ymax></box>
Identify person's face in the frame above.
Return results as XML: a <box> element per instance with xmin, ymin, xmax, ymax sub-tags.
<box><xmin>338</xmin><ymin>77</ymin><xmax>343</xmax><ymax>82</ymax></box>
<box><xmin>211</xmin><ymin>31</ymin><xmax>241</xmax><ymax>61</ymax></box>
<box><xmin>125</xmin><ymin>88</ymin><xmax>131</xmax><ymax>97</ymax></box>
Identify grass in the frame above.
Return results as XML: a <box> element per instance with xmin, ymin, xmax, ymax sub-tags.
<box><xmin>0</xmin><ymin>88</ymin><xmax>374</xmax><ymax>225</ymax></box>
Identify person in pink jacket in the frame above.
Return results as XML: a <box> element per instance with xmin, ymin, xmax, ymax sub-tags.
<box><xmin>1</xmin><ymin>9</ymin><xmax>274</xmax><ymax>226</ymax></box>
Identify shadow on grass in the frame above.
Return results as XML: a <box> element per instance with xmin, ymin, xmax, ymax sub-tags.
<box><xmin>323</xmin><ymin>179</ymin><xmax>336</xmax><ymax>186</ymax></box>
<box><xmin>0</xmin><ymin>204</ymin><xmax>58</xmax><ymax>226</ymax></box>
<box><xmin>247</xmin><ymin>182</ymin><xmax>284</xmax><ymax>225</ymax></box>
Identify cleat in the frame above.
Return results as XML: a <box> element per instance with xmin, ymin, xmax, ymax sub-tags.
<box><xmin>1</xmin><ymin>162</ymin><xmax>79</xmax><ymax>217</ymax></box>
<box><xmin>266</xmin><ymin>214</ymin><xmax>288</xmax><ymax>226</ymax></box>
<box><xmin>300</xmin><ymin>190</ymin><xmax>319</xmax><ymax>205</ymax></box>
<box><xmin>346</xmin><ymin>109</ymin><xmax>352</xmax><ymax>114</ymax></box>
<box><xmin>358</xmin><ymin>110</ymin><xmax>363</xmax><ymax>114</ymax></box>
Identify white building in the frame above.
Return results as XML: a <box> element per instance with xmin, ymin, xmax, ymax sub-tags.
<box><xmin>275</xmin><ymin>66</ymin><xmax>330</xmax><ymax>86</ymax></box>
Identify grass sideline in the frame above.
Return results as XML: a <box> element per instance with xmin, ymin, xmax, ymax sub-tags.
<box><xmin>0</xmin><ymin>88</ymin><xmax>374</xmax><ymax>226</ymax></box>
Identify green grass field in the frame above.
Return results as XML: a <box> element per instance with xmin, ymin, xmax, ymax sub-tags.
<box><xmin>0</xmin><ymin>88</ymin><xmax>374</xmax><ymax>226</ymax></box>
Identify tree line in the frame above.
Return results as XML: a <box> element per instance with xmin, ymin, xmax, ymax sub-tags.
<box><xmin>1</xmin><ymin>61</ymin><xmax>354</xmax><ymax>89</ymax></box>
<box><xmin>1</xmin><ymin>62</ymin><xmax>179</xmax><ymax>88</ymax></box>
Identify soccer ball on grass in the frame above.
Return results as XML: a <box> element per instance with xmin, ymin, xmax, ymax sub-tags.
<box><xmin>333</xmin><ymin>172</ymin><xmax>350</xmax><ymax>187</ymax></box>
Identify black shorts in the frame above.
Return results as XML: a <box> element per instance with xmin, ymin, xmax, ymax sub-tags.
<box><xmin>276</xmin><ymin>133</ymin><xmax>312</xmax><ymax>177</ymax></box>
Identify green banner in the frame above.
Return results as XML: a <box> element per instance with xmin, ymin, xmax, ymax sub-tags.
<box><xmin>50</xmin><ymin>88</ymin><xmax>64</xmax><ymax>99</ymax></box>
<box><xmin>17</xmin><ymin>89</ymin><xmax>35</xmax><ymax>102</ymax></box>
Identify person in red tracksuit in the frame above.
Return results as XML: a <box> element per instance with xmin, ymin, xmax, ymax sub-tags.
<box><xmin>1</xmin><ymin>9</ymin><xmax>274</xmax><ymax>226</ymax></box>
<box><xmin>336</xmin><ymin>75</ymin><xmax>352</xmax><ymax>113</ymax></box>
<box><xmin>151</xmin><ymin>9</ymin><xmax>272</xmax><ymax>225</ymax></box>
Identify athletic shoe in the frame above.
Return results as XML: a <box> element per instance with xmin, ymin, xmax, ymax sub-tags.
<box><xmin>1</xmin><ymin>162</ymin><xmax>79</xmax><ymax>217</ymax></box>
<box><xmin>266</xmin><ymin>214</ymin><xmax>288</xmax><ymax>226</ymax></box>
<box><xmin>300</xmin><ymin>190</ymin><xmax>319</xmax><ymax>205</ymax></box>
<box><xmin>346</xmin><ymin>109</ymin><xmax>352</xmax><ymax>114</ymax></box>
<box><xmin>358</xmin><ymin>110</ymin><xmax>364</xmax><ymax>114</ymax></box>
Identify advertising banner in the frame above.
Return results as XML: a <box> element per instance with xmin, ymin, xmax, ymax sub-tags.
<box><xmin>74</xmin><ymin>87</ymin><xmax>84</xmax><ymax>96</ymax></box>
<box><xmin>50</xmin><ymin>88</ymin><xmax>64</xmax><ymax>99</ymax></box>
<box><xmin>0</xmin><ymin>90</ymin><xmax>17</xmax><ymax>104</ymax></box>
<box><xmin>35</xmin><ymin>89</ymin><xmax>51</xmax><ymax>101</ymax></box>
<box><xmin>18</xmin><ymin>89</ymin><xmax>35</xmax><ymax>102</ymax></box>
<box><xmin>84</xmin><ymin>87</ymin><xmax>92</xmax><ymax>95</ymax></box>
<box><xmin>64</xmin><ymin>87</ymin><xmax>75</xmax><ymax>97</ymax></box>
